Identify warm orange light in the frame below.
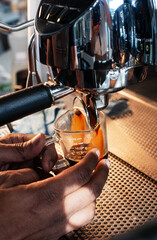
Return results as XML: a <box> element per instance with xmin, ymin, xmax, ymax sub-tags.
<box><xmin>71</xmin><ymin>111</ymin><xmax>86</xmax><ymax>144</ymax></box>
<box><xmin>71</xmin><ymin>111</ymin><xmax>104</xmax><ymax>160</ymax></box>
<box><xmin>89</xmin><ymin>126</ymin><xmax>104</xmax><ymax>160</ymax></box>
<box><xmin>71</xmin><ymin>111</ymin><xmax>86</xmax><ymax>131</ymax></box>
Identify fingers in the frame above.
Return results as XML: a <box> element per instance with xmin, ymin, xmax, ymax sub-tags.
<box><xmin>34</xmin><ymin>157</ymin><xmax>109</xmax><ymax>228</ymax></box>
<box><xmin>21</xmin><ymin>202</ymin><xmax>96</xmax><ymax>240</ymax></box>
<box><xmin>37</xmin><ymin>149</ymin><xmax>100</xmax><ymax>201</ymax></box>
<box><xmin>0</xmin><ymin>133</ymin><xmax>36</xmax><ymax>144</ymax></box>
<box><xmin>0</xmin><ymin>133</ymin><xmax>45</xmax><ymax>164</ymax></box>
<box><xmin>40</xmin><ymin>144</ymin><xmax>58</xmax><ymax>172</ymax></box>
<box><xmin>66</xmin><ymin>202</ymin><xmax>96</xmax><ymax>231</ymax></box>
<box><xmin>0</xmin><ymin>133</ymin><xmax>58</xmax><ymax>172</ymax></box>
<box><xmin>60</xmin><ymin>159</ymin><xmax>110</xmax><ymax>217</ymax></box>
<box><xmin>0</xmin><ymin>168</ymin><xmax>40</xmax><ymax>189</ymax></box>
<box><xmin>0</xmin><ymin>152</ymin><xmax>109</xmax><ymax>240</ymax></box>
<box><xmin>35</xmin><ymin>150</ymin><xmax>109</xmax><ymax>221</ymax></box>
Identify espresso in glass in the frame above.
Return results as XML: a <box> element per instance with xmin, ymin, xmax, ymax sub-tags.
<box><xmin>54</xmin><ymin>110</ymin><xmax>108</xmax><ymax>165</ymax></box>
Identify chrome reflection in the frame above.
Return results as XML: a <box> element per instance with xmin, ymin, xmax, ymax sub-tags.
<box><xmin>35</xmin><ymin>0</ymin><xmax>157</xmax><ymax>95</ymax></box>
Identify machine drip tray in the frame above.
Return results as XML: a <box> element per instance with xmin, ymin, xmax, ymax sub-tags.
<box><xmin>106</xmin><ymin>89</ymin><xmax>157</xmax><ymax>181</ymax></box>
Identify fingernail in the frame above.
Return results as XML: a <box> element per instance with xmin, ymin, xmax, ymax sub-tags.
<box><xmin>33</xmin><ymin>133</ymin><xmax>43</xmax><ymax>144</ymax></box>
<box><xmin>105</xmin><ymin>159</ymin><xmax>110</xmax><ymax>169</ymax></box>
<box><xmin>91</xmin><ymin>148</ymin><xmax>100</xmax><ymax>158</ymax></box>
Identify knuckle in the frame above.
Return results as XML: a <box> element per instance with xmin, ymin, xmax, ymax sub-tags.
<box><xmin>15</xmin><ymin>143</ymin><xmax>25</xmax><ymax>160</ymax></box>
<box><xmin>23</xmin><ymin>140</ymin><xmax>34</xmax><ymax>154</ymax></box>
<box><xmin>6</xmin><ymin>172</ymin><xmax>19</xmax><ymax>186</ymax></box>
<box><xmin>0</xmin><ymin>172</ymin><xmax>10</xmax><ymax>188</ymax></box>
<box><xmin>27</xmin><ymin>139</ymin><xmax>34</xmax><ymax>151</ymax></box>
<box><xmin>15</xmin><ymin>142</ymin><xmax>24</xmax><ymax>152</ymax></box>
<box><xmin>11</xmin><ymin>171</ymin><xmax>24</xmax><ymax>184</ymax></box>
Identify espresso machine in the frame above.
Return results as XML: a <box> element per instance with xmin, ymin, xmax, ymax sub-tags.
<box><xmin>0</xmin><ymin>0</ymin><xmax>156</xmax><ymax>128</ymax></box>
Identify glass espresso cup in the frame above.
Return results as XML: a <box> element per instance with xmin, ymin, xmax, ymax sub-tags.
<box><xmin>53</xmin><ymin>109</ymin><xmax>108</xmax><ymax>164</ymax></box>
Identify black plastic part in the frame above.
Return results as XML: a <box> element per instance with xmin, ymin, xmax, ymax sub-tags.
<box><xmin>94</xmin><ymin>60</ymin><xmax>114</xmax><ymax>71</ymax></box>
<box><xmin>0</xmin><ymin>84</ymin><xmax>53</xmax><ymax>126</ymax></box>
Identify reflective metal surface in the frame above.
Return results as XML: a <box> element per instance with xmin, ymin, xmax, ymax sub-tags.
<box><xmin>35</xmin><ymin>0</ymin><xmax>157</xmax><ymax>95</ymax></box>
<box><xmin>26</xmin><ymin>34</ymin><xmax>42</xmax><ymax>87</ymax></box>
<box><xmin>0</xmin><ymin>19</ymin><xmax>34</xmax><ymax>33</ymax></box>
<box><xmin>0</xmin><ymin>0</ymin><xmax>156</xmax><ymax>127</ymax></box>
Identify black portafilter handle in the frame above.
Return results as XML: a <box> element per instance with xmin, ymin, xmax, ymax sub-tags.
<box><xmin>0</xmin><ymin>83</ymin><xmax>74</xmax><ymax>127</ymax></box>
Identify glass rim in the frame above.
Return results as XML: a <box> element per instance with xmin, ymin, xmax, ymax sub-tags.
<box><xmin>54</xmin><ymin>109</ymin><xmax>105</xmax><ymax>134</ymax></box>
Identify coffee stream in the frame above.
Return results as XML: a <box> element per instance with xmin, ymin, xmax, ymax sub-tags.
<box><xmin>67</xmin><ymin>109</ymin><xmax>104</xmax><ymax>162</ymax></box>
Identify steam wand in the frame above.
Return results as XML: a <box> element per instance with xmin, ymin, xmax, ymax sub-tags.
<box><xmin>0</xmin><ymin>19</ymin><xmax>34</xmax><ymax>33</ymax></box>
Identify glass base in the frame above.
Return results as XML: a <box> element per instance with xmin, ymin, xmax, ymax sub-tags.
<box><xmin>68</xmin><ymin>152</ymin><xmax>108</xmax><ymax>166</ymax></box>
<box><xmin>53</xmin><ymin>158</ymin><xmax>70</xmax><ymax>174</ymax></box>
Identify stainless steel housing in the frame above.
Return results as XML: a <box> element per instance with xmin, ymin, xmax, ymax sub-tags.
<box><xmin>35</xmin><ymin>0</ymin><xmax>157</xmax><ymax>95</ymax></box>
<box><xmin>0</xmin><ymin>0</ymin><xmax>156</xmax><ymax>126</ymax></box>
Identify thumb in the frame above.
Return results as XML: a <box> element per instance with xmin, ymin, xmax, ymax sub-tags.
<box><xmin>0</xmin><ymin>133</ymin><xmax>46</xmax><ymax>165</ymax></box>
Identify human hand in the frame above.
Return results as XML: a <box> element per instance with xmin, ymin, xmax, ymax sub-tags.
<box><xmin>0</xmin><ymin>133</ymin><xmax>58</xmax><ymax>172</ymax></box>
<box><xmin>0</xmin><ymin>149</ymin><xmax>110</xmax><ymax>240</ymax></box>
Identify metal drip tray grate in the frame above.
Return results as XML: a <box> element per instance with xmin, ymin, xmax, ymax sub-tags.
<box><xmin>65</xmin><ymin>153</ymin><xmax>157</xmax><ymax>240</ymax></box>
<box><xmin>107</xmin><ymin>91</ymin><xmax>157</xmax><ymax>160</ymax></box>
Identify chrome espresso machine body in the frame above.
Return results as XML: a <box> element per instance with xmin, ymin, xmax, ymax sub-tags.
<box><xmin>0</xmin><ymin>0</ymin><xmax>156</xmax><ymax>126</ymax></box>
<box><xmin>35</xmin><ymin>0</ymin><xmax>157</xmax><ymax>89</ymax></box>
